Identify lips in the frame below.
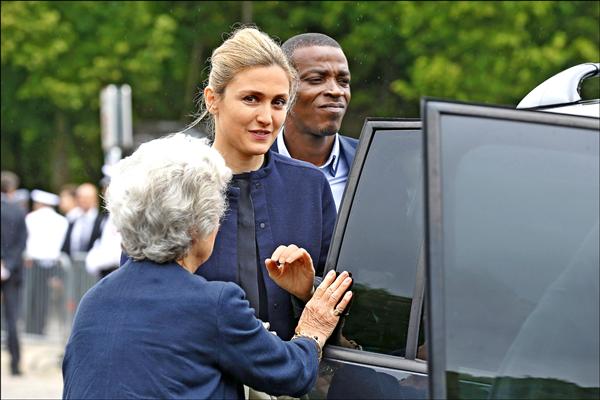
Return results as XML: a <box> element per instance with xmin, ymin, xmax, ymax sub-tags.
<box><xmin>318</xmin><ymin>103</ymin><xmax>346</xmax><ymax>113</ymax></box>
<box><xmin>319</xmin><ymin>103</ymin><xmax>345</xmax><ymax>109</ymax></box>
<box><xmin>249</xmin><ymin>130</ymin><xmax>270</xmax><ymax>135</ymax></box>
<box><xmin>248</xmin><ymin>130</ymin><xmax>272</xmax><ymax>141</ymax></box>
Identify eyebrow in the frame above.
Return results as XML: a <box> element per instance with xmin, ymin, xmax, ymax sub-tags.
<box><xmin>238</xmin><ymin>89</ymin><xmax>289</xmax><ymax>98</ymax></box>
<box><xmin>301</xmin><ymin>68</ymin><xmax>351</xmax><ymax>77</ymax></box>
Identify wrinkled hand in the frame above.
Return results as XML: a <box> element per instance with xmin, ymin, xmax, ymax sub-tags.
<box><xmin>295</xmin><ymin>270</ymin><xmax>353</xmax><ymax>346</ymax></box>
<box><xmin>265</xmin><ymin>245</ymin><xmax>315</xmax><ymax>302</ymax></box>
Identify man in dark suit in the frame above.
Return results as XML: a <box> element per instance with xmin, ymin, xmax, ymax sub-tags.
<box><xmin>1</xmin><ymin>171</ymin><xmax>28</xmax><ymax>375</ymax></box>
<box><xmin>272</xmin><ymin>33</ymin><xmax>359</xmax><ymax>211</ymax></box>
<box><xmin>61</xmin><ymin>183</ymin><xmax>107</xmax><ymax>257</ymax></box>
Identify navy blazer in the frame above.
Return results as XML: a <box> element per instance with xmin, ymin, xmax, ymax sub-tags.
<box><xmin>196</xmin><ymin>151</ymin><xmax>336</xmax><ymax>341</ymax></box>
<box><xmin>62</xmin><ymin>259</ymin><xmax>319</xmax><ymax>399</ymax></box>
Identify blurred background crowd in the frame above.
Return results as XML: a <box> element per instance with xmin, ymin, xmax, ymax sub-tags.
<box><xmin>1</xmin><ymin>169</ymin><xmax>121</xmax><ymax>373</ymax></box>
<box><xmin>1</xmin><ymin>1</ymin><xmax>599</xmax><ymax>398</ymax></box>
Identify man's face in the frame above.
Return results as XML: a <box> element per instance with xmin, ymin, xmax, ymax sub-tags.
<box><xmin>288</xmin><ymin>46</ymin><xmax>351</xmax><ymax>137</ymax></box>
<box><xmin>76</xmin><ymin>184</ymin><xmax>98</xmax><ymax>212</ymax></box>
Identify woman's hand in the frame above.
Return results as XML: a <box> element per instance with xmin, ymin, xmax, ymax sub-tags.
<box><xmin>294</xmin><ymin>270</ymin><xmax>353</xmax><ymax>347</ymax></box>
<box><xmin>265</xmin><ymin>245</ymin><xmax>315</xmax><ymax>302</ymax></box>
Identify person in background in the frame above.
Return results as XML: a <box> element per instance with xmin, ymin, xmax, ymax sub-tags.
<box><xmin>58</xmin><ymin>184</ymin><xmax>81</xmax><ymax>223</ymax></box>
<box><xmin>185</xmin><ymin>27</ymin><xmax>337</xmax><ymax>342</ymax></box>
<box><xmin>1</xmin><ymin>170</ymin><xmax>28</xmax><ymax>375</ymax></box>
<box><xmin>24</xmin><ymin>190</ymin><xmax>68</xmax><ymax>335</ymax></box>
<box><xmin>62</xmin><ymin>133</ymin><xmax>353</xmax><ymax>399</ymax></box>
<box><xmin>12</xmin><ymin>188</ymin><xmax>31</xmax><ymax>214</ymax></box>
<box><xmin>85</xmin><ymin>174</ymin><xmax>121</xmax><ymax>279</ymax></box>
<box><xmin>273</xmin><ymin>33</ymin><xmax>358</xmax><ymax>211</ymax></box>
<box><xmin>61</xmin><ymin>183</ymin><xmax>106</xmax><ymax>257</ymax></box>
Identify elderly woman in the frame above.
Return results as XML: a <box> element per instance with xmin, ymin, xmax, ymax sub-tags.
<box><xmin>62</xmin><ymin>134</ymin><xmax>352</xmax><ymax>399</ymax></box>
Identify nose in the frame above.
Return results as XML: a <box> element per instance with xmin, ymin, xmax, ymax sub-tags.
<box><xmin>324</xmin><ymin>79</ymin><xmax>345</xmax><ymax>98</ymax></box>
<box><xmin>256</xmin><ymin>104</ymin><xmax>272</xmax><ymax>126</ymax></box>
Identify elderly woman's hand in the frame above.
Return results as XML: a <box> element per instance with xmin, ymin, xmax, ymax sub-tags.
<box><xmin>265</xmin><ymin>245</ymin><xmax>315</xmax><ymax>302</ymax></box>
<box><xmin>294</xmin><ymin>270</ymin><xmax>353</xmax><ymax>351</ymax></box>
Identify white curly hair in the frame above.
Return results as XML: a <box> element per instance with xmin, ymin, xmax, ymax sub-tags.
<box><xmin>105</xmin><ymin>133</ymin><xmax>231</xmax><ymax>263</ymax></box>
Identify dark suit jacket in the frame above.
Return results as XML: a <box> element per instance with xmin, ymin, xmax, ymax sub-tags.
<box><xmin>62</xmin><ymin>259</ymin><xmax>319</xmax><ymax>399</ymax></box>
<box><xmin>271</xmin><ymin>133</ymin><xmax>359</xmax><ymax>172</ymax></box>
<box><xmin>1</xmin><ymin>198</ymin><xmax>27</xmax><ymax>284</ymax></box>
<box><xmin>61</xmin><ymin>209</ymin><xmax>107</xmax><ymax>255</ymax></box>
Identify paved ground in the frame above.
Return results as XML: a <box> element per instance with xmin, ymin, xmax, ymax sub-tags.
<box><xmin>1</xmin><ymin>334</ymin><xmax>64</xmax><ymax>399</ymax></box>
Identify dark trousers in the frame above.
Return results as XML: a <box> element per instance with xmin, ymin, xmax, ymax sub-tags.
<box><xmin>1</xmin><ymin>278</ymin><xmax>21</xmax><ymax>371</ymax></box>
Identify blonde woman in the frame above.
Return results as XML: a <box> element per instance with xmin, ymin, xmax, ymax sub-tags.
<box><xmin>189</xmin><ymin>27</ymin><xmax>338</xmax><ymax>341</ymax></box>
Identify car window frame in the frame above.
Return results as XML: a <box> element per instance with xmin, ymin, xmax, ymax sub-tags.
<box><xmin>323</xmin><ymin>117</ymin><xmax>426</xmax><ymax>372</ymax></box>
<box><xmin>423</xmin><ymin>98</ymin><xmax>600</xmax><ymax>400</ymax></box>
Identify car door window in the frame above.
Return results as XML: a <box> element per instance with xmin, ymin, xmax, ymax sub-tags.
<box><xmin>331</xmin><ymin>125</ymin><xmax>425</xmax><ymax>358</ymax></box>
<box><xmin>425</xmin><ymin>102</ymin><xmax>600</xmax><ymax>399</ymax></box>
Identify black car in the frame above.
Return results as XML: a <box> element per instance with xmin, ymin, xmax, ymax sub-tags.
<box><xmin>307</xmin><ymin>65</ymin><xmax>600</xmax><ymax>399</ymax></box>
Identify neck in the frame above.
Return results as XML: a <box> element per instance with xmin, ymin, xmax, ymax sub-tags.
<box><xmin>282</xmin><ymin>128</ymin><xmax>335</xmax><ymax>167</ymax></box>
<box><xmin>213</xmin><ymin>136</ymin><xmax>264</xmax><ymax>174</ymax></box>
<box><xmin>176</xmin><ymin>257</ymin><xmax>197</xmax><ymax>274</ymax></box>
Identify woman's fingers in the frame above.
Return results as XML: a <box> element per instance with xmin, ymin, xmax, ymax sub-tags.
<box><xmin>265</xmin><ymin>247</ymin><xmax>313</xmax><ymax>277</ymax></box>
<box><xmin>284</xmin><ymin>248</ymin><xmax>312</xmax><ymax>266</ymax></box>
<box><xmin>333</xmin><ymin>291</ymin><xmax>353</xmax><ymax>315</ymax></box>
<box><xmin>264</xmin><ymin>258</ymin><xmax>282</xmax><ymax>278</ymax></box>
<box><xmin>313</xmin><ymin>270</ymin><xmax>336</xmax><ymax>300</ymax></box>
<box><xmin>327</xmin><ymin>273</ymin><xmax>352</xmax><ymax>306</ymax></box>
<box><xmin>313</xmin><ymin>270</ymin><xmax>350</xmax><ymax>302</ymax></box>
<box><xmin>270</xmin><ymin>245</ymin><xmax>288</xmax><ymax>264</ymax></box>
<box><xmin>277</xmin><ymin>244</ymin><xmax>299</xmax><ymax>264</ymax></box>
<box><xmin>324</xmin><ymin>271</ymin><xmax>349</xmax><ymax>302</ymax></box>
<box><xmin>270</xmin><ymin>244</ymin><xmax>304</xmax><ymax>265</ymax></box>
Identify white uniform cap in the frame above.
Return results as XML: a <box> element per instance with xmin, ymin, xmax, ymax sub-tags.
<box><xmin>31</xmin><ymin>189</ymin><xmax>60</xmax><ymax>206</ymax></box>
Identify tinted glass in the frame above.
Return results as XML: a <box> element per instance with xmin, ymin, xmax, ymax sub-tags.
<box><xmin>439</xmin><ymin>115</ymin><xmax>599</xmax><ymax>399</ymax></box>
<box><xmin>336</xmin><ymin>129</ymin><xmax>424</xmax><ymax>356</ymax></box>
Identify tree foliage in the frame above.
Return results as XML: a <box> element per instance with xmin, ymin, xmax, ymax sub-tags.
<box><xmin>1</xmin><ymin>1</ymin><xmax>598</xmax><ymax>192</ymax></box>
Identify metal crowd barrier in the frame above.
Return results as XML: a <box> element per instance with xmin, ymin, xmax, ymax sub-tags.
<box><xmin>1</xmin><ymin>252</ymin><xmax>99</xmax><ymax>343</ymax></box>
<box><xmin>62</xmin><ymin>252</ymin><xmax>99</xmax><ymax>338</ymax></box>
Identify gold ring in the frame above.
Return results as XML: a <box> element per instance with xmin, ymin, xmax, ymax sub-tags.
<box><xmin>333</xmin><ymin>309</ymin><xmax>343</xmax><ymax>317</ymax></box>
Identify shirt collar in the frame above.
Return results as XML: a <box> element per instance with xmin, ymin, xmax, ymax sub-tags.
<box><xmin>277</xmin><ymin>131</ymin><xmax>341</xmax><ymax>177</ymax></box>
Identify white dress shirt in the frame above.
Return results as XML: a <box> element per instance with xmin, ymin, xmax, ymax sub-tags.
<box><xmin>276</xmin><ymin>132</ymin><xmax>349</xmax><ymax>211</ymax></box>
<box><xmin>85</xmin><ymin>215</ymin><xmax>122</xmax><ymax>275</ymax></box>
<box><xmin>25</xmin><ymin>206</ymin><xmax>69</xmax><ymax>263</ymax></box>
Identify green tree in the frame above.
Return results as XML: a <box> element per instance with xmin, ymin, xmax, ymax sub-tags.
<box><xmin>1</xmin><ymin>1</ymin><xmax>178</xmax><ymax>189</ymax></box>
<box><xmin>1</xmin><ymin>1</ymin><xmax>598</xmax><ymax>192</ymax></box>
<box><xmin>389</xmin><ymin>1</ymin><xmax>600</xmax><ymax>114</ymax></box>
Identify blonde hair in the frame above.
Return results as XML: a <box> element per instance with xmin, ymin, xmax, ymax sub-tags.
<box><xmin>185</xmin><ymin>26</ymin><xmax>298</xmax><ymax>137</ymax></box>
